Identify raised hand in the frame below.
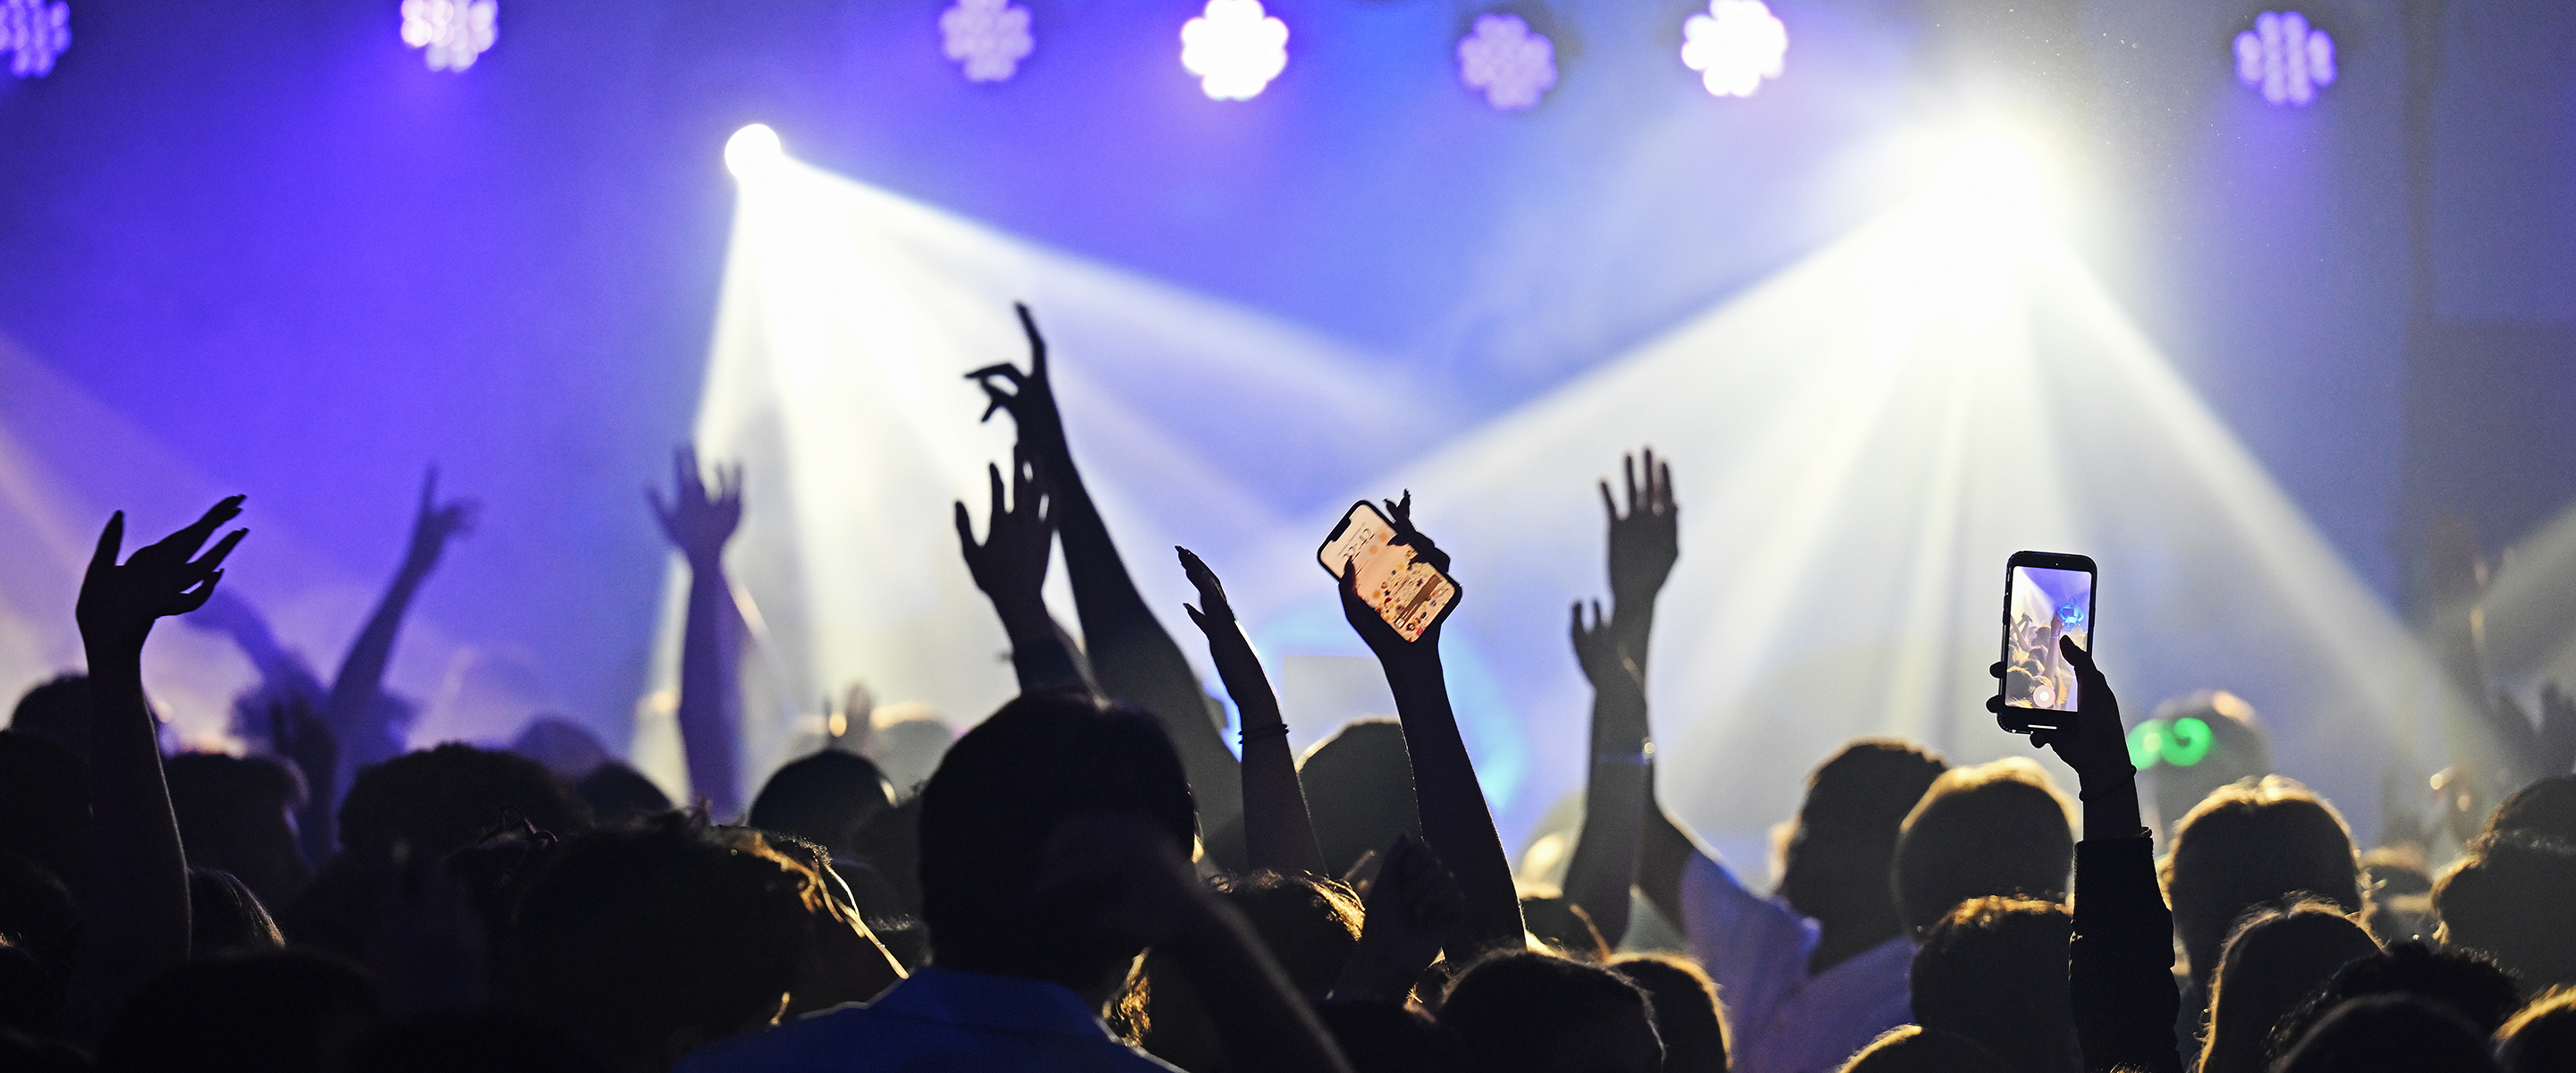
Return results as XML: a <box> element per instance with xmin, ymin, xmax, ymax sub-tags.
<box><xmin>965</xmin><ymin>303</ymin><xmax>1071</xmax><ymax>462</ymax></box>
<box><xmin>1990</xmin><ymin>636</ymin><xmax>2139</xmax><ymax>839</ymax></box>
<box><xmin>1571</xmin><ymin>599</ymin><xmax>1643</xmax><ymax>711</ymax></box>
<box><xmin>1602</xmin><ymin>450</ymin><xmax>1678</xmax><ymax>605</ymax></box>
<box><xmin>1183</xmin><ymin>546</ymin><xmax>1326</xmax><ymax>877</ymax></box>
<box><xmin>400</xmin><ymin>467</ymin><xmax>479</xmax><ymax>579</ymax></box>
<box><xmin>954</xmin><ymin>444</ymin><xmax>1054</xmax><ymax>611</ymax></box>
<box><xmin>1336</xmin><ymin>492</ymin><xmax>1456</xmax><ymax>663</ymax></box>
<box><xmin>648</xmin><ymin>447</ymin><xmax>742</xmax><ymax>567</ymax></box>
<box><xmin>1331</xmin><ymin>833</ymin><xmax>1465</xmax><ymax>1002</ymax></box>
<box><xmin>79</xmin><ymin>496</ymin><xmax>249</xmax><ymax>656</ymax></box>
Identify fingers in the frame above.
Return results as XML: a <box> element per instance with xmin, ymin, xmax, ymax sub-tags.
<box><xmin>1599</xmin><ymin>478</ymin><xmax>1619</xmax><ymax>522</ymax></box>
<box><xmin>1988</xmin><ymin>660</ymin><xmax>2004</xmax><ymax>680</ymax></box>
<box><xmin>953</xmin><ymin>500</ymin><xmax>979</xmax><ymax>554</ymax></box>
<box><xmin>987</xmin><ymin>461</ymin><xmax>1009</xmax><ymax>521</ymax></box>
<box><xmin>195</xmin><ymin>528</ymin><xmax>249</xmax><ymax>577</ymax></box>
<box><xmin>172</xmin><ymin>570</ymin><xmax>224</xmax><ymax>614</ymax></box>
<box><xmin>89</xmin><ymin>511</ymin><xmax>125</xmax><ymax>576</ymax></box>
<box><xmin>420</xmin><ymin>465</ymin><xmax>440</xmax><ymax>517</ymax></box>
<box><xmin>2056</xmin><ymin>635</ymin><xmax>2098</xmax><ymax>679</ymax></box>
<box><xmin>165</xmin><ymin>495</ymin><xmax>247</xmax><ymax>558</ymax></box>
<box><xmin>1658</xmin><ymin>460</ymin><xmax>1676</xmax><ymax>513</ymax></box>
<box><xmin>1623</xmin><ymin>453</ymin><xmax>1639</xmax><ymax>514</ymax></box>
<box><xmin>1014</xmin><ymin>301</ymin><xmax>1048</xmax><ymax>377</ymax></box>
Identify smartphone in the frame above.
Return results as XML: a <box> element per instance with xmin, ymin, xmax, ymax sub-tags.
<box><xmin>1996</xmin><ymin>551</ymin><xmax>2097</xmax><ymax>734</ymax></box>
<box><xmin>1318</xmin><ymin>501</ymin><xmax>1462</xmax><ymax>643</ymax></box>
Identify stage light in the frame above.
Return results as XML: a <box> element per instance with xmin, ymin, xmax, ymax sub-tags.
<box><xmin>1457</xmin><ymin>13</ymin><xmax>1556</xmax><ymax>112</ymax></box>
<box><xmin>1</xmin><ymin>0</ymin><xmax>69</xmax><ymax>78</ymax></box>
<box><xmin>1181</xmin><ymin>0</ymin><xmax>1288</xmax><ymax>101</ymax></box>
<box><xmin>939</xmin><ymin>0</ymin><xmax>1033</xmax><ymax>83</ymax></box>
<box><xmin>724</xmin><ymin>123</ymin><xmax>785</xmax><ymax>180</ymax></box>
<box><xmin>2234</xmin><ymin>12</ymin><xmax>2334</xmax><ymax>106</ymax></box>
<box><xmin>399</xmin><ymin>0</ymin><xmax>496</xmax><ymax>72</ymax></box>
<box><xmin>1680</xmin><ymin>0</ymin><xmax>1786</xmax><ymax>98</ymax></box>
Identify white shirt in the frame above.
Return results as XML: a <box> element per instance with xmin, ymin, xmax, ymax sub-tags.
<box><xmin>1679</xmin><ymin>853</ymin><xmax>1915</xmax><ymax>1073</ymax></box>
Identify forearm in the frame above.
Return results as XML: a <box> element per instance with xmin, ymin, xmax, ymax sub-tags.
<box><xmin>329</xmin><ymin>570</ymin><xmax>423</xmax><ymax>717</ymax></box>
<box><xmin>1210</xmin><ymin>629</ymin><xmax>1327</xmax><ymax>877</ymax></box>
<box><xmin>1636</xmin><ymin>767</ymin><xmax>1699</xmax><ymax>926</ymax></box>
<box><xmin>1165</xmin><ymin>901</ymin><xmax>1353</xmax><ymax>1073</ymax></box>
<box><xmin>69</xmin><ymin>648</ymin><xmax>190</xmax><ymax>1040</ymax></box>
<box><xmin>1609</xmin><ymin>591</ymin><xmax>1660</xmax><ymax>676</ymax></box>
<box><xmin>1381</xmin><ymin>656</ymin><xmax>1523</xmax><ymax>952</ymax></box>
<box><xmin>1563</xmin><ymin>697</ymin><xmax>1648</xmax><ymax>945</ymax></box>
<box><xmin>996</xmin><ymin>601</ymin><xmax>1095</xmax><ymax>693</ymax></box>
<box><xmin>676</xmin><ymin>563</ymin><xmax>742</xmax><ymax>816</ymax></box>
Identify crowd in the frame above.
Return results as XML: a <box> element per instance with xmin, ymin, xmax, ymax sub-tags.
<box><xmin>3</xmin><ymin>304</ymin><xmax>2574</xmax><ymax>1073</ymax></box>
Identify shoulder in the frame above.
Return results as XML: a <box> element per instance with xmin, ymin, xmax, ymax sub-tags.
<box><xmin>673</xmin><ymin>1006</ymin><xmax>874</xmax><ymax>1073</ymax></box>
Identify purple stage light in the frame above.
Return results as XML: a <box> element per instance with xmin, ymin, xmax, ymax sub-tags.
<box><xmin>2233</xmin><ymin>12</ymin><xmax>2334</xmax><ymax>106</ymax></box>
<box><xmin>400</xmin><ymin>0</ymin><xmax>496</xmax><ymax>72</ymax></box>
<box><xmin>2</xmin><ymin>0</ymin><xmax>69</xmax><ymax>78</ymax></box>
<box><xmin>940</xmin><ymin>0</ymin><xmax>1033</xmax><ymax>83</ymax></box>
<box><xmin>1457</xmin><ymin>13</ymin><xmax>1556</xmax><ymax>112</ymax></box>
<box><xmin>1181</xmin><ymin>0</ymin><xmax>1288</xmax><ymax>101</ymax></box>
<box><xmin>1680</xmin><ymin>0</ymin><xmax>1786</xmax><ymax>98</ymax></box>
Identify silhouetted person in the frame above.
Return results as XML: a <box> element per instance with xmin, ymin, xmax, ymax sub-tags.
<box><xmin>1909</xmin><ymin>898</ymin><xmax>2076</xmax><ymax>1073</ymax></box>
<box><xmin>2273</xmin><ymin>994</ymin><xmax>2499</xmax><ymax>1073</ymax></box>
<box><xmin>1438</xmin><ymin>950</ymin><xmax>1663</xmax><ymax>1073</ymax></box>
<box><xmin>2433</xmin><ymin>830</ymin><xmax>2576</xmax><ymax>994</ymax></box>
<box><xmin>1299</xmin><ymin>720</ymin><xmax>1426</xmax><ymax>879</ymax></box>
<box><xmin>1117</xmin><ymin>872</ymin><xmax>1363</xmax><ymax>1070</ymax></box>
<box><xmin>7</xmin><ymin>675</ymin><xmax>91</xmax><ymax>765</ymax></box>
<box><xmin>345</xmin><ymin>1010</ymin><xmax>609</xmax><ymax>1073</ymax></box>
<box><xmin>2263</xmin><ymin>942</ymin><xmax>2522</xmax><ymax>1067</ymax></box>
<box><xmin>2195</xmin><ymin>901</ymin><xmax>2379</xmax><ymax>1073</ymax></box>
<box><xmin>576</xmin><ymin>762</ymin><xmax>675</xmax><ymax>827</ymax></box>
<box><xmin>1836</xmin><ymin>1027</ymin><xmax>2008</xmax><ymax>1073</ymax></box>
<box><xmin>187</xmin><ymin>867</ymin><xmax>284</xmax><ymax>959</ymax></box>
<box><xmin>95</xmin><ymin>950</ymin><xmax>382</xmax><ymax>1073</ymax></box>
<box><xmin>1315</xmin><ymin>1000</ymin><xmax>1469</xmax><ymax>1073</ymax></box>
<box><xmin>747</xmin><ymin>751</ymin><xmax>894</xmax><ymax>863</ymax></box>
<box><xmin>2163</xmin><ymin>776</ymin><xmax>2364</xmax><ymax>1018</ymax></box>
<box><xmin>2496</xmin><ymin>988</ymin><xmax>2576</xmax><ymax>1073</ymax></box>
<box><xmin>2137</xmin><ymin>690</ymin><xmax>2272</xmax><ymax>837</ymax></box>
<box><xmin>165</xmin><ymin>751</ymin><xmax>309</xmax><ymax>908</ymax></box>
<box><xmin>1611</xmin><ymin>953</ymin><xmax>1727</xmax><ymax>1073</ymax></box>
<box><xmin>1892</xmin><ymin>758</ymin><xmax>2074</xmax><ymax>934</ymax></box>
<box><xmin>0</xmin><ymin>731</ymin><xmax>90</xmax><ymax>897</ymax></box>
<box><xmin>2486</xmin><ymin>774</ymin><xmax>2576</xmax><ymax>843</ymax></box>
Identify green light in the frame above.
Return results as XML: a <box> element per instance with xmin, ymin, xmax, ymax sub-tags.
<box><xmin>2126</xmin><ymin>721</ymin><xmax>2164</xmax><ymax>770</ymax></box>
<box><xmin>2163</xmin><ymin>716</ymin><xmax>2213</xmax><ymax>767</ymax></box>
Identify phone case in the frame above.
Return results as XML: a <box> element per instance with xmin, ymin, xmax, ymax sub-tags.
<box><xmin>1318</xmin><ymin>501</ymin><xmax>1462</xmax><ymax>643</ymax></box>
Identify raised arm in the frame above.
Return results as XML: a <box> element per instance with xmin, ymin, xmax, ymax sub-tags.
<box><xmin>969</xmin><ymin>305</ymin><xmax>1243</xmax><ymax>841</ymax></box>
<box><xmin>1180</xmin><ymin>547</ymin><xmax>1326</xmax><ymax>878</ymax></box>
<box><xmin>955</xmin><ymin>444</ymin><xmax>1096</xmax><ymax>692</ymax></box>
<box><xmin>1604</xmin><ymin>451</ymin><xmax>1677</xmax><ymax>676</ymax></box>
<box><xmin>329</xmin><ymin>469</ymin><xmax>475</xmax><ymax>773</ymax></box>
<box><xmin>1337</xmin><ymin>494</ymin><xmax>1524</xmax><ymax>954</ymax></box>
<box><xmin>650</xmin><ymin>447</ymin><xmax>745</xmax><ymax>818</ymax></box>
<box><xmin>1996</xmin><ymin>638</ymin><xmax>2181</xmax><ymax>1073</ymax></box>
<box><xmin>1562</xmin><ymin>600</ymin><xmax>1649</xmax><ymax>947</ymax></box>
<box><xmin>67</xmin><ymin>497</ymin><xmax>248</xmax><ymax>1039</ymax></box>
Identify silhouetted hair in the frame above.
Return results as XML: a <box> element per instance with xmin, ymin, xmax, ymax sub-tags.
<box><xmin>97</xmin><ymin>950</ymin><xmax>383</xmax><ymax>1073</ymax></box>
<box><xmin>2435</xmin><ymin>831</ymin><xmax>2576</xmax><ymax>993</ymax></box>
<box><xmin>0</xmin><ymin>732</ymin><xmax>89</xmax><ymax>897</ymax></box>
<box><xmin>1520</xmin><ymin>891</ymin><xmax>1610</xmax><ymax>960</ymax></box>
<box><xmin>506</xmin><ymin>815</ymin><xmax>823</xmax><ymax>1071</ymax></box>
<box><xmin>2164</xmin><ymin>776</ymin><xmax>2364</xmax><ymax>986</ymax></box>
<box><xmin>190</xmin><ymin>866</ymin><xmax>285</xmax><ymax>959</ymax></box>
<box><xmin>2197</xmin><ymin>900</ymin><xmax>2380</xmax><ymax>1073</ymax></box>
<box><xmin>917</xmin><ymin>689</ymin><xmax>1196</xmax><ymax>988</ymax></box>
<box><xmin>2487</xmin><ymin>774</ymin><xmax>2576</xmax><ymax>844</ymax></box>
<box><xmin>1801</xmin><ymin>739</ymin><xmax>1951</xmax><ymax>837</ymax></box>
<box><xmin>2265</xmin><ymin>942</ymin><xmax>2523</xmax><ymax>1065</ymax></box>
<box><xmin>748</xmin><ymin>750</ymin><xmax>894</xmax><ymax>854</ymax></box>
<box><xmin>1837</xmin><ymin>1026</ymin><xmax>2011</xmax><ymax>1073</ymax></box>
<box><xmin>508</xmin><ymin>716</ymin><xmax>612</xmax><ymax>782</ymax></box>
<box><xmin>2497</xmin><ymin>987</ymin><xmax>2576</xmax><ymax>1073</ymax></box>
<box><xmin>6</xmin><ymin>675</ymin><xmax>89</xmax><ymax>764</ymax></box>
<box><xmin>1220</xmin><ymin>872</ymin><xmax>1363</xmax><ymax>995</ymax></box>
<box><xmin>167</xmin><ymin>751</ymin><xmax>310</xmax><ymax>907</ymax></box>
<box><xmin>1910</xmin><ymin>897</ymin><xmax>2075</xmax><ymax>1073</ymax></box>
<box><xmin>572</xmin><ymin>762</ymin><xmax>673</xmax><ymax>827</ymax></box>
<box><xmin>1441</xmin><ymin>950</ymin><xmax>1661</xmax><ymax>1073</ymax></box>
<box><xmin>345</xmin><ymin>1010</ymin><xmax>609</xmax><ymax>1073</ymax></box>
<box><xmin>1318</xmin><ymin>1000</ymin><xmax>1471</xmax><ymax>1073</ymax></box>
<box><xmin>1612</xmin><ymin>953</ymin><xmax>1727</xmax><ymax>1073</ymax></box>
<box><xmin>1300</xmin><ymin>719</ymin><xmax>1425</xmax><ymax>878</ymax></box>
<box><xmin>2274</xmin><ymin>993</ymin><xmax>2499</xmax><ymax>1073</ymax></box>
<box><xmin>339</xmin><ymin>743</ymin><xmax>591</xmax><ymax>855</ymax></box>
<box><xmin>1894</xmin><ymin>758</ymin><xmax>2076</xmax><ymax>932</ymax></box>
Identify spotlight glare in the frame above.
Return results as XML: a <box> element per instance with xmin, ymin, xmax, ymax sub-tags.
<box><xmin>1457</xmin><ymin>13</ymin><xmax>1557</xmax><ymax>112</ymax></box>
<box><xmin>2233</xmin><ymin>12</ymin><xmax>2334</xmax><ymax>106</ymax></box>
<box><xmin>1</xmin><ymin>0</ymin><xmax>70</xmax><ymax>79</ymax></box>
<box><xmin>724</xmin><ymin>123</ymin><xmax>784</xmax><ymax>180</ymax></box>
<box><xmin>1180</xmin><ymin>0</ymin><xmax>1288</xmax><ymax>101</ymax></box>
<box><xmin>1680</xmin><ymin>0</ymin><xmax>1786</xmax><ymax>98</ymax></box>
<box><xmin>1924</xmin><ymin>126</ymin><xmax>2057</xmax><ymax>232</ymax></box>
<box><xmin>940</xmin><ymin>0</ymin><xmax>1033</xmax><ymax>83</ymax></box>
<box><xmin>398</xmin><ymin>0</ymin><xmax>497</xmax><ymax>72</ymax></box>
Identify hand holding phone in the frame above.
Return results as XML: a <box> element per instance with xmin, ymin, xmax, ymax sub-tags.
<box><xmin>1993</xmin><ymin>551</ymin><xmax>2095</xmax><ymax>734</ymax></box>
<box><xmin>1319</xmin><ymin>497</ymin><xmax>1461</xmax><ymax>644</ymax></box>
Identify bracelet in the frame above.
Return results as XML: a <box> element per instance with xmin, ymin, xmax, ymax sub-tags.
<box><xmin>1595</xmin><ymin>741</ymin><xmax>1655</xmax><ymax>767</ymax></box>
<box><xmin>1240</xmin><ymin>722</ymin><xmax>1292</xmax><ymax>745</ymax></box>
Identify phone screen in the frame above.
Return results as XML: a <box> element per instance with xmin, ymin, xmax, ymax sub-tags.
<box><xmin>1319</xmin><ymin>503</ymin><xmax>1459</xmax><ymax>643</ymax></box>
<box><xmin>2003</xmin><ymin>564</ymin><xmax>2093</xmax><ymax>713</ymax></box>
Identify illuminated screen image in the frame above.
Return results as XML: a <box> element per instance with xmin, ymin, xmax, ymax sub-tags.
<box><xmin>2004</xmin><ymin>565</ymin><xmax>2092</xmax><ymax>712</ymax></box>
<box><xmin>1319</xmin><ymin>503</ymin><xmax>1459</xmax><ymax>643</ymax></box>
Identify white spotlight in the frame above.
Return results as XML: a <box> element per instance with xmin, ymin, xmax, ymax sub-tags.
<box><xmin>1680</xmin><ymin>0</ymin><xmax>1786</xmax><ymax>98</ymax></box>
<box><xmin>1924</xmin><ymin>125</ymin><xmax>2057</xmax><ymax>230</ymax></box>
<box><xmin>1181</xmin><ymin>0</ymin><xmax>1288</xmax><ymax>101</ymax></box>
<box><xmin>724</xmin><ymin>123</ymin><xmax>785</xmax><ymax>180</ymax></box>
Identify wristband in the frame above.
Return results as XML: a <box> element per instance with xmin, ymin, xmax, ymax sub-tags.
<box><xmin>1240</xmin><ymin>722</ymin><xmax>1292</xmax><ymax>745</ymax></box>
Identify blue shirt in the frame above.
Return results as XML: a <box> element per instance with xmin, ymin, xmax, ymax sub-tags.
<box><xmin>674</xmin><ymin>966</ymin><xmax>1180</xmax><ymax>1073</ymax></box>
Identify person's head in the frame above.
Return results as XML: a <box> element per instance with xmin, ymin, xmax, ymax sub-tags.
<box><xmin>2265</xmin><ymin>941</ymin><xmax>2524</xmax><ymax>1065</ymax></box>
<box><xmin>97</xmin><ymin>950</ymin><xmax>383</xmax><ymax>1073</ymax></box>
<box><xmin>2140</xmin><ymin>690</ymin><xmax>2273</xmax><ymax>835</ymax></box>
<box><xmin>2274</xmin><ymin>993</ymin><xmax>2500</xmax><ymax>1073</ymax></box>
<box><xmin>7</xmin><ymin>675</ymin><xmax>89</xmax><ymax>764</ymax></box>
<box><xmin>917</xmin><ymin>689</ymin><xmax>1195</xmax><ymax>993</ymax></box>
<box><xmin>1781</xmin><ymin>739</ymin><xmax>1950</xmax><ymax>931</ymax></box>
<box><xmin>339</xmin><ymin>743</ymin><xmax>591</xmax><ymax>856</ymax></box>
<box><xmin>506</xmin><ymin>815</ymin><xmax>827</xmax><ymax>1073</ymax></box>
<box><xmin>0</xmin><ymin>732</ymin><xmax>89</xmax><ymax>897</ymax></box>
<box><xmin>2197</xmin><ymin>900</ymin><xmax>2381</xmax><ymax>1073</ymax></box>
<box><xmin>2487</xmin><ymin>775</ymin><xmax>2576</xmax><ymax>844</ymax></box>
<box><xmin>1893</xmin><ymin>758</ymin><xmax>2074</xmax><ymax>933</ymax></box>
<box><xmin>1610</xmin><ymin>954</ymin><xmax>1725</xmax><ymax>1073</ymax></box>
<box><xmin>2496</xmin><ymin>987</ymin><xmax>2576</xmax><ymax>1073</ymax></box>
<box><xmin>573</xmin><ymin>763</ymin><xmax>674</xmax><ymax>828</ymax></box>
<box><xmin>2165</xmin><ymin>776</ymin><xmax>2365</xmax><ymax>988</ymax></box>
<box><xmin>1909</xmin><ymin>897</ymin><xmax>2076</xmax><ymax>1073</ymax></box>
<box><xmin>1115</xmin><ymin>870</ymin><xmax>1362</xmax><ymax>1068</ymax></box>
<box><xmin>1837</xmin><ymin>1026</ymin><xmax>2010</xmax><ymax>1073</ymax></box>
<box><xmin>1440</xmin><ymin>950</ymin><xmax>1662</xmax><ymax>1073</ymax></box>
<box><xmin>166</xmin><ymin>750</ymin><xmax>309</xmax><ymax>907</ymax></box>
<box><xmin>2436</xmin><ymin>831</ymin><xmax>2576</xmax><ymax>993</ymax></box>
<box><xmin>860</xmin><ymin>705</ymin><xmax>953</xmax><ymax>798</ymax></box>
<box><xmin>1300</xmin><ymin>719</ymin><xmax>1426</xmax><ymax>878</ymax></box>
<box><xmin>191</xmin><ymin>866</ymin><xmax>286</xmax><ymax>959</ymax></box>
<box><xmin>1317</xmin><ymin>1000</ymin><xmax>1471</xmax><ymax>1073</ymax></box>
<box><xmin>1521</xmin><ymin>891</ymin><xmax>1610</xmax><ymax>960</ymax></box>
<box><xmin>747</xmin><ymin>750</ymin><xmax>894</xmax><ymax>859</ymax></box>
<box><xmin>509</xmin><ymin>715</ymin><xmax>612</xmax><ymax>782</ymax></box>
<box><xmin>344</xmin><ymin>1010</ymin><xmax>608</xmax><ymax>1073</ymax></box>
